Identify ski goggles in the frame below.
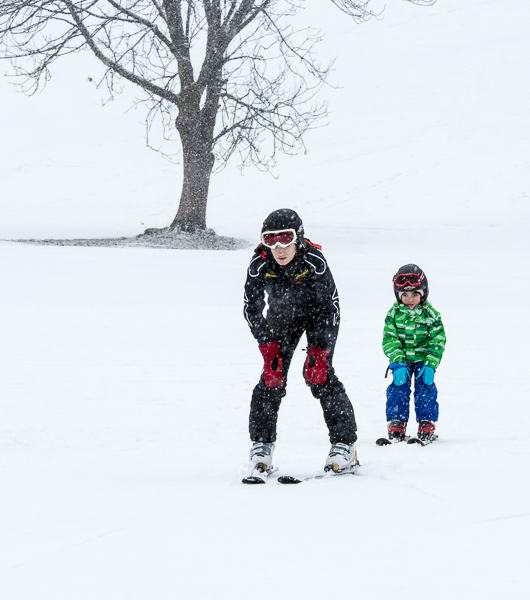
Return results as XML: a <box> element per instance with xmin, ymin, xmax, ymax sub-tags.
<box><xmin>393</xmin><ymin>272</ymin><xmax>424</xmax><ymax>287</ymax></box>
<box><xmin>261</xmin><ymin>229</ymin><xmax>297</xmax><ymax>249</ymax></box>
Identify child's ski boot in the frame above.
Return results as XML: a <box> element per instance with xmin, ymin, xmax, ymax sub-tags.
<box><xmin>376</xmin><ymin>420</ymin><xmax>410</xmax><ymax>445</ymax></box>
<box><xmin>408</xmin><ymin>420</ymin><xmax>438</xmax><ymax>445</ymax></box>
<box><xmin>388</xmin><ymin>419</ymin><xmax>408</xmax><ymax>442</ymax></box>
<box><xmin>417</xmin><ymin>419</ymin><xmax>437</xmax><ymax>442</ymax></box>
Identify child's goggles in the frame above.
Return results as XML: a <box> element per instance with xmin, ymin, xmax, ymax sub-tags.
<box><xmin>261</xmin><ymin>229</ymin><xmax>297</xmax><ymax>249</ymax></box>
<box><xmin>393</xmin><ymin>272</ymin><xmax>424</xmax><ymax>287</ymax></box>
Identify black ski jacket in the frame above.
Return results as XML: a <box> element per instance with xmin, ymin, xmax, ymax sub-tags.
<box><xmin>243</xmin><ymin>240</ymin><xmax>340</xmax><ymax>350</ymax></box>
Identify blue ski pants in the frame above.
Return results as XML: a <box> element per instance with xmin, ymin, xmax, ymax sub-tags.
<box><xmin>386</xmin><ymin>361</ymin><xmax>439</xmax><ymax>423</ymax></box>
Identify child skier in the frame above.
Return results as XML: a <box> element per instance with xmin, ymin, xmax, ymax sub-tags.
<box><xmin>381</xmin><ymin>264</ymin><xmax>446</xmax><ymax>444</ymax></box>
<box><xmin>243</xmin><ymin>209</ymin><xmax>358</xmax><ymax>482</ymax></box>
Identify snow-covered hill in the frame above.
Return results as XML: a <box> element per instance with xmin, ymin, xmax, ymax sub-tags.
<box><xmin>1</xmin><ymin>1</ymin><xmax>529</xmax><ymax>598</ymax></box>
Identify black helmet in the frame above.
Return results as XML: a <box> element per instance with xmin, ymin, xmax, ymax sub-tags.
<box><xmin>260</xmin><ymin>209</ymin><xmax>306</xmax><ymax>252</ymax></box>
<box><xmin>393</xmin><ymin>264</ymin><xmax>429</xmax><ymax>305</ymax></box>
<box><xmin>261</xmin><ymin>208</ymin><xmax>304</xmax><ymax>237</ymax></box>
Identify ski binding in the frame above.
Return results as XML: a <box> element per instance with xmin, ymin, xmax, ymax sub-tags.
<box><xmin>242</xmin><ymin>462</ymin><xmax>277</xmax><ymax>484</ymax></box>
<box><xmin>407</xmin><ymin>435</ymin><xmax>438</xmax><ymax>446</ymax></box>
<box><xmin>376</xmin><ymin>436</ymin><xmax>410</xmax><ymax>446</ymax></box>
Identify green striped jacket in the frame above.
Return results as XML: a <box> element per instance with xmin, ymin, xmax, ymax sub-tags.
<box><xmin>382</xmin><ymin>301</ymin><xmax>446</xmax><ymax>369</ymax></box>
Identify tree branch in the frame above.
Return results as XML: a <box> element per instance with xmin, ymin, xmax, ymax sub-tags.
<box><xmin>64</xmin><ymin>0</ymin><xmax>179</xmax><ymax>103</ymax></box>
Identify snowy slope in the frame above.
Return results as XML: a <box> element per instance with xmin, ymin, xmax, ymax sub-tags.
<box><xmin>1</xmin><ymin>0</ymin><xmax>529</xmax><ymax>598</ymax></box>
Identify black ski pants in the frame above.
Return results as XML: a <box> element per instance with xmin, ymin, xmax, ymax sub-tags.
<box><xmin>249</xmin><ymin>327</ymin><xmax>357</xmax><ymax>445</ymax></box>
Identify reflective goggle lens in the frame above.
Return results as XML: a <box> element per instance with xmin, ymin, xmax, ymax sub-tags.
<box><xmin>262</xmin><ymin>230</ymin><xmax>296</xmax><ymax>248</ymax></box>
<box><xmin>394</xmin><ymin>273</ymin><xmax>422</xmax><ymax>287</ymax></box>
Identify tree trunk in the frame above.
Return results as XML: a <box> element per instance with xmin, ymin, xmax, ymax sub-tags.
<box><xmin>170</xmin><ymin>121</ymin><xmax>215</xmax><ymax>233</ymax></box>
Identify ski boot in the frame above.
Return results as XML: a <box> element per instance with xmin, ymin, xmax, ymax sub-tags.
<box><xmin>417</xmin><ymin>419</ymin><xmax>437</xmax><ymax>443</ymax></box>
<box><xmin>242</xmin><ymin>442</ymin><xmax>276</xmax><ymax>484</ymax></box>
<box><xmin>324</xmin><ymin>442</ymin><xmax>358</xmax><ymax>473</ymax></box>
<box><xmin>388</xmin><ymin>419</ymin><xmax>407</xmax><ymax>442</ymax></box>
<box><xmin>249</xmin><ymin>441</ymin><xmax>275</xmax><ymax>467</ymax></box>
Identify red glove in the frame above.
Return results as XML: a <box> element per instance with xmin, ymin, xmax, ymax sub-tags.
<box><xmin>259</xmin><ymin>341</ymin><xmax>284</xmax><ymax>388</ymax></box>
<box><xmin>304</xmin><ymin>347</ymin><xmax>330</xmax><ymax>385</ymax></box>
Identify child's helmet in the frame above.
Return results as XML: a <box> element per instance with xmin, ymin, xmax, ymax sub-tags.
<box><xmin>393</xmin><ymin>264</ymin><xmax>429</xmax><ymax>305</ymax></box>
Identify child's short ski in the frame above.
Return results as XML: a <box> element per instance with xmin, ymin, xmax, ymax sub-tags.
<box><xmin>242</xmin><ymin>463</ymin><xmax>277</xmax><ymax>484</ymax></box>
<box><xmin>376</xmin><ymin>436</ymin><xmax>410</xmax><ymax>446</ymax></box>
<box><xmin>277</xmin><ymin>464</ymin><xmax>359</xmax><ymax>484</ymax></box>
<box><xmin>407</xmin><ymin>435</ymin><xmax>438</xmax><ymax>446</ymax></box>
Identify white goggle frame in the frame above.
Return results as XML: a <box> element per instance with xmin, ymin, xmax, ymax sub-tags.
<box><xmin>261</xmin><ymin>229</ymin><xmax>298</xmax><ymax>249</ymax></box>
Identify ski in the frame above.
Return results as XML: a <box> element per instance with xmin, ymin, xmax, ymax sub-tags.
<box><xmin>376</xmin><ymin>436</ymin><xmax>410</xmax><ymax>446</ymax></box>
<box><xmin>407</xmin><ymin>435</ymin><xmax>438</xmax><ymax>446</ymax></box>
<box><xmin>242</xmin><ymin>463</ymin><xmax>277</xmax><ymax>484</ymax></box>
<box><xmin>277</xmin><ymin>464</ymin><xmax>359</xmax><ymax>485</ymax></box>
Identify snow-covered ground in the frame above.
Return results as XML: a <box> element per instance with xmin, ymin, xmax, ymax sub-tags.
<box><xmin>1</xmin><ymin>1</ymin><xmax>529</xmax><ymax>598</ymax></box>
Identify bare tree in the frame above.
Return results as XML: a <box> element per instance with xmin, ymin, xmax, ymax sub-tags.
<box><xmin>0</xmin><ymin>0</ymin><xmax>434</xmax><ymax>233</ymax></box>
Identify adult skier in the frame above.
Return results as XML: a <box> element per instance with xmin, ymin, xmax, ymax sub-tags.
<box><xmin>243</xmin><ymin>208</ymin><xmax>357</xmax><ymax>482</ymax></box>
<box><xmin>380</xmin><ymin>264</ymin><xmax>447</xmax><ymax>445</ymax></box>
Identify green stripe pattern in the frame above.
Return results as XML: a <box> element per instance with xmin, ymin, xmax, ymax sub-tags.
<box><xmin>382</xmin><ymin>301</ymin><xmax>446</xmax><ymax>369</ymax></box>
